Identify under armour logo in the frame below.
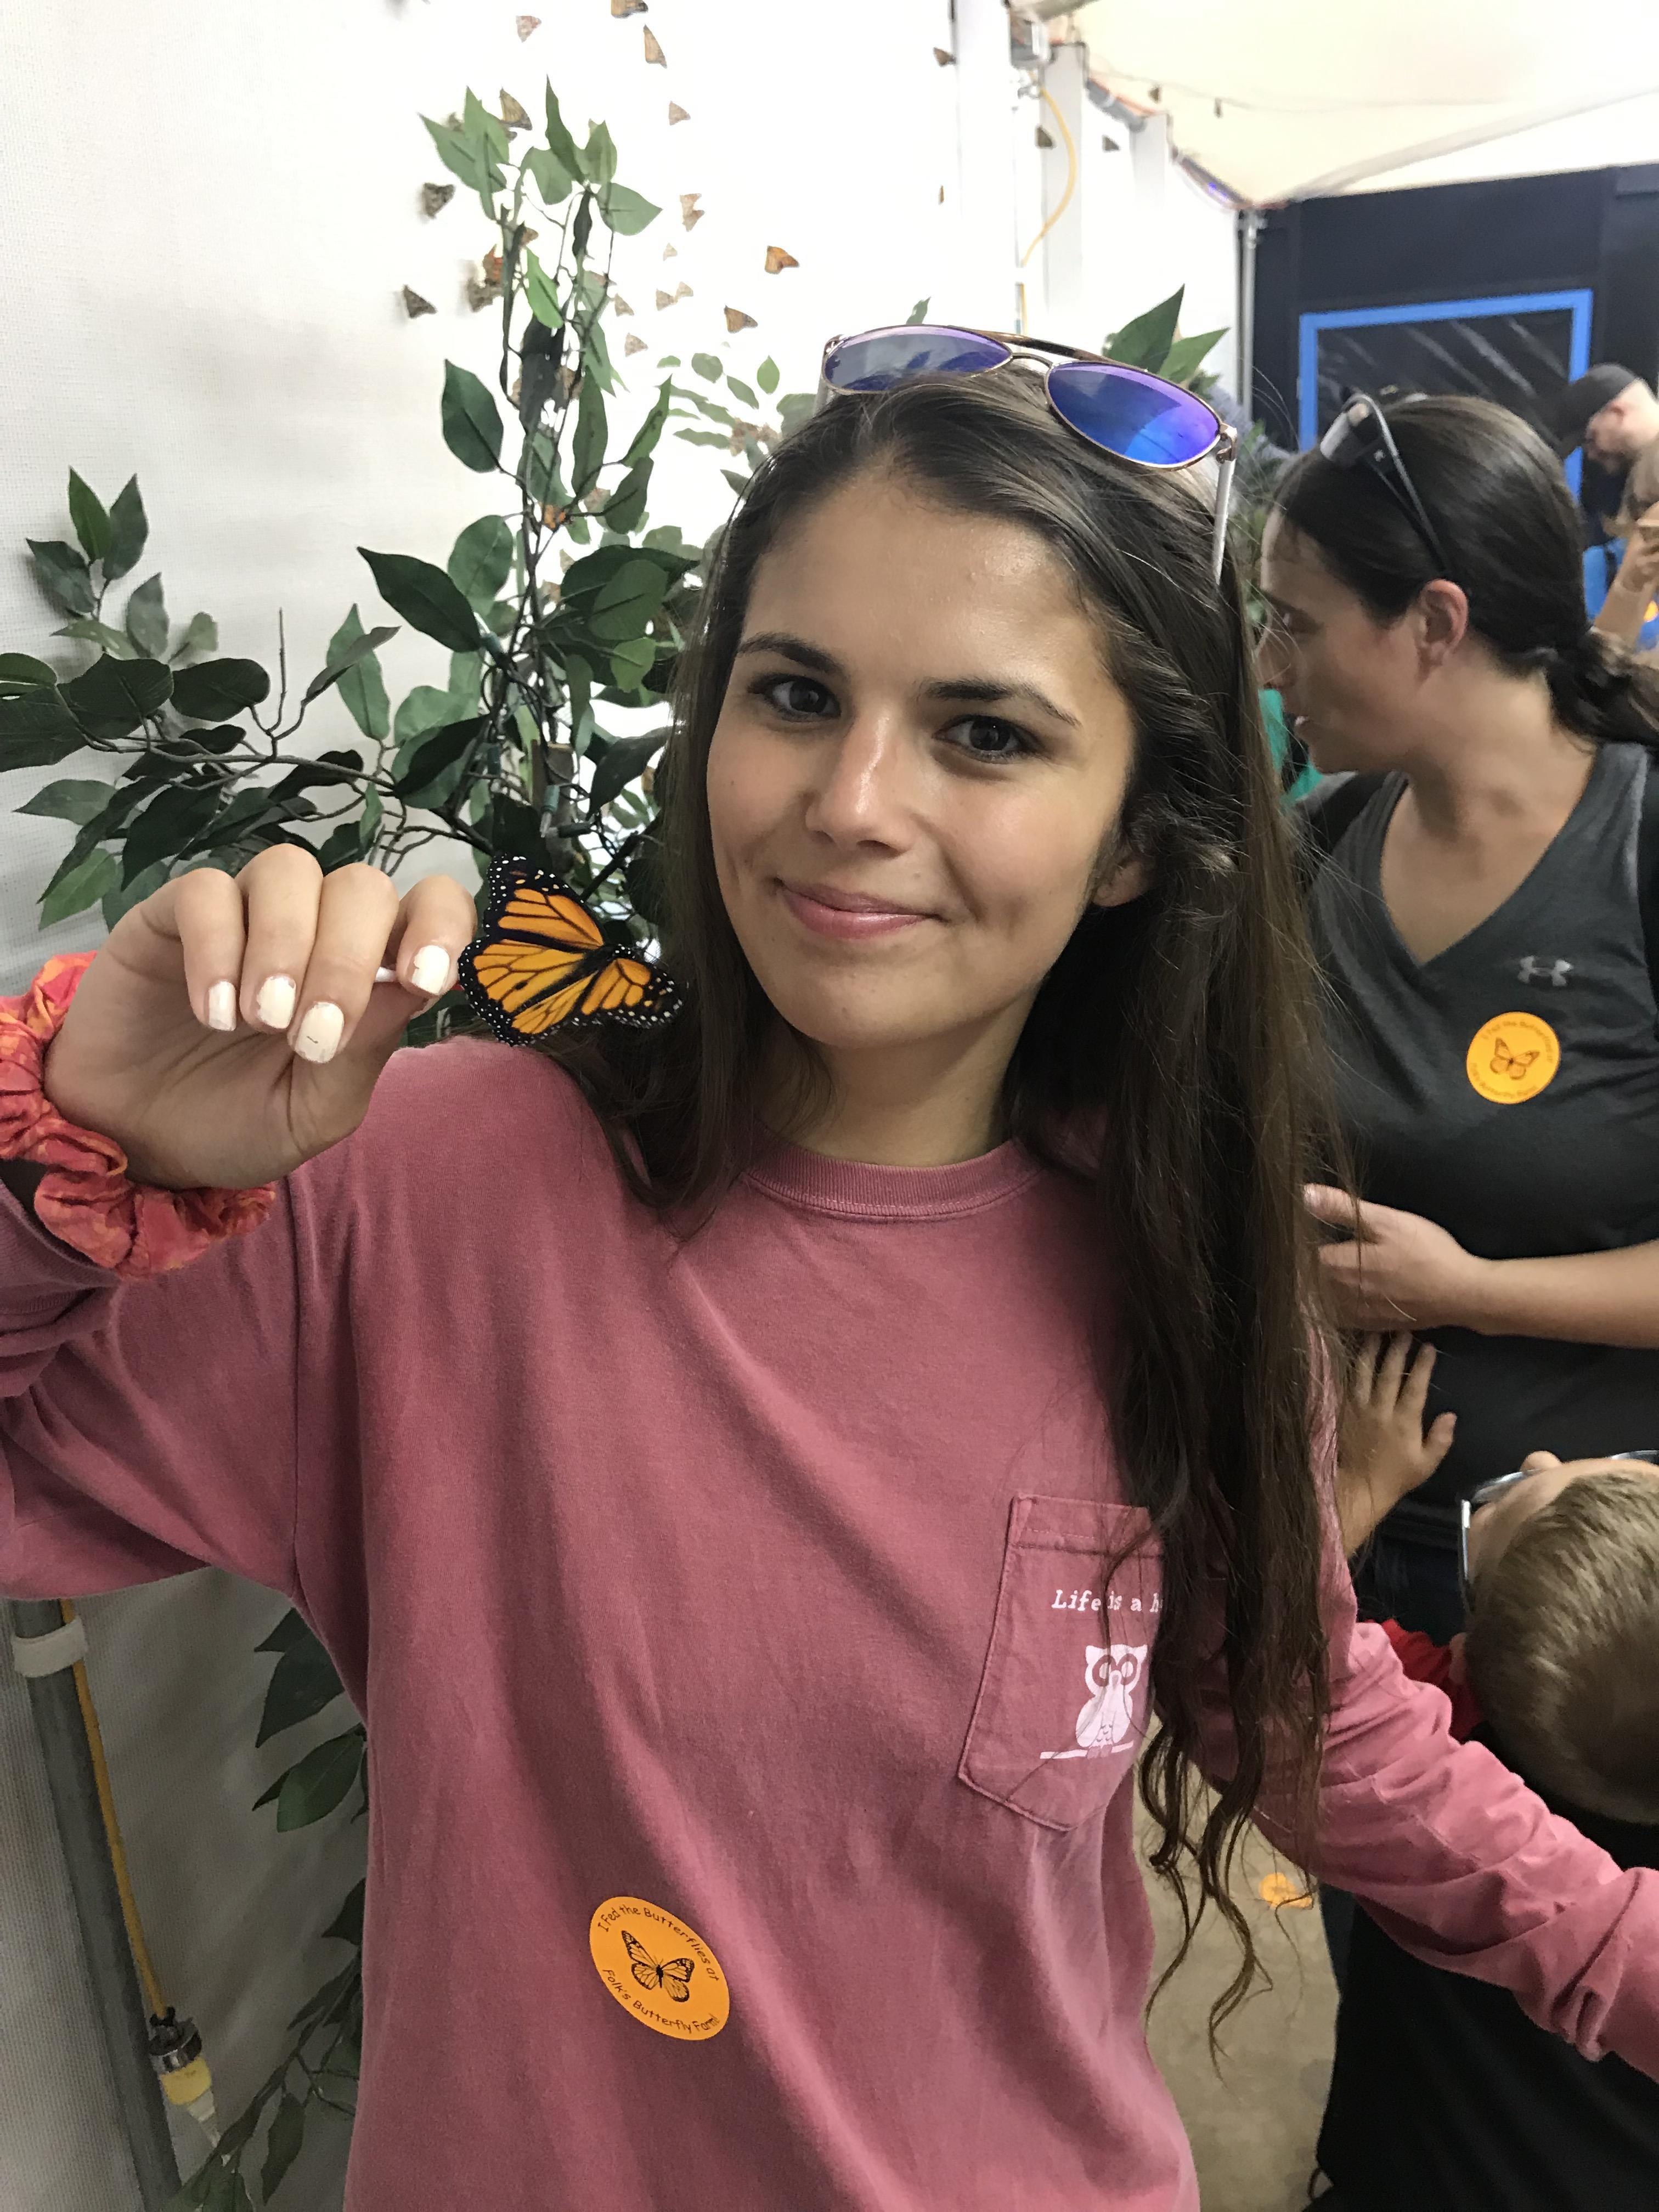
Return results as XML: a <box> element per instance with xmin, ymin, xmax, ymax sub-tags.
<box><xmin>1517</xmin><ymin>957</ymin><xmax>1572</xmax><ymax>988</ymax></box>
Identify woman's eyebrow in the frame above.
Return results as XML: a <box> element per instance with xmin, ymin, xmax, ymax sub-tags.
<box><xmin>734</xmin><ymin>631</ymin><xmax>842</xmax><ymax>676</ymax></box>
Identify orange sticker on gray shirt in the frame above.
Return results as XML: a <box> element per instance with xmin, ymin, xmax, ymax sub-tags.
<box><xmin>1466</xmin><ymin>1011</ymin><xmax>1560</xmax><ymax>1104</ymax></box>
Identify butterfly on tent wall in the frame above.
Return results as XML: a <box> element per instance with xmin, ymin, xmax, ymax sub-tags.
<box><xmin>620</xmin><ymin>1928</ymin><xmax>696</xmax><ymax>2002</ymax></box>
<box><xmin>459</xmin><ymin>860</ymin><xmax>680</xmax><ymax>1042</ymax></box>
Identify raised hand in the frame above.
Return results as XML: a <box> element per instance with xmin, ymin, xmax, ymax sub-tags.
<box><xmin>43</xmin><ymin>848</ymin><xmax>479</xmax><ymax>1192</ymax></box>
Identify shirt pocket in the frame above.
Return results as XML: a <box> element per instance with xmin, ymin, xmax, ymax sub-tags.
<box><xmin>958</xmin><ymin>1495</ymin><xmax>1163</xmax><ymax>1833</ymax></box>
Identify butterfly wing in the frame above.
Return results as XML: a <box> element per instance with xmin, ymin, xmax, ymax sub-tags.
<box><xmin>659</xmin><ymin>1959</ymin><xmax>696</xmax><ymax>2003</ymax></box>
<box><xmin>620</xmin><ymin>1927</ymin><xmax>664</xmax><ymax>1990</ymax></box>
<box><xmin>459</xmin><ymin>860</ymin><xmax>679</xmax><ymax>1042</ymax></box>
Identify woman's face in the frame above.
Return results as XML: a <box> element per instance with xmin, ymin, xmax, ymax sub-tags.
<box><xmin>705</xmin><ymin>476</ymin><xmax>1146</xmax><ymax>1068</ymax></box>
<box><xmin>1257</xmin><ymin>514</ymin><xmax>1427</xmax><ymax>775</ymax></box>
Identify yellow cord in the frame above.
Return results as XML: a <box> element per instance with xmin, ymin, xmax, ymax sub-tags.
<box><xmin>1020</xmin><ymin>84</ymin><xmax>1079</xmax><ymax>268</ymax></box>
<box><xmin>59</xmin><ymin>1598</ymin><xmax>168</xmax><ymax>2021</ymax></box>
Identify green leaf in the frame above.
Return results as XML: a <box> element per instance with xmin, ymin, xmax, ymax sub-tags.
<box><xmin>600</xmin><ymin>463</ymin><xmax>651</xmax><ymax>536</ymax></box>
<box><xmin>607</xmin><ymin>637</ymin><xmax>656</xmax><ymax>691</ymax></box>
<box><xmin>257</xmin><ymin>1629</ymin><xmax>345</xmax><ymax>1745</ymax></box>
<box><xmin>256</xmin><ymin>1607</ymin><xmax>312</xmax><ymax>1655</ymax></box>
<box><xmin>623</xmin><ymin>380</ymin><xmax>674</xmax><ymax>469</ymax></box>
<box><xmin>302</xmin><ymin>622</ymin><xmax>399</xmax><ymax>706</ymax></box>
<box><xmin>172</xmin><ymin>611</ymin><xmax>218</xmax><ymax>660</ymax></box>
<box><xmin>571</xmin><ymin>370</ymin><xmax>608</xmax><ymax>500</ymax></box>
<box><xmin>441</xmin><ymin>361</ymin><xmax>505</xmax><ymax>475</ymax></box>
<box><xmin>54</xmin><ymin>618</ymin><xmax>134</xmax><ymax>659</ymax></box>
<box><xmin>582</xmin><ymin>120</ymin><xmax>617</xmax><ymax>185</ymax></box>
<box><xmin>524</xmin><ymin>144</ymin><xmax>573</xmax><ymax>205</ymax></box>
<box><xmin>1158</xmin><ymin>327</ymin><xmax>1228</xmax><ymax>388</ymax></box>
<box><xmin>588</xmin><ymin>729</ymin><xmax>665</xmax><ymax>813</ymax></box>
<box><xmin>391</xmin><ymin>714</ymin><xmax>483</xmax><ymax>800</ymax></box>
<box><xmin>0</xmin><ymin>653</ymin><xmax>58</xmax><ymax>689</ymax></box>
<box><xmin>541</xmin><ymin>84</ymin><xmax>583</xmax><ymax>177</ymax></box>
<box><xmin>692</xmin><ymin>353</ymin><xmax>723</xmax><ymax>383</ymax></box>
<box><xmin>777</xmin><ymin>392</ymin><xmax>815</xmax><ymax>436</ymax></box>
<box><xmin>323</xmin><ymin>1878</ymin><xmax>367</xmax><ymax>1948</ymax></box>
<box><xmin>359</xmin><ymin>549</ymin><xmax>480</xmax><ymax>654</ymax></box>
<box><xmin>463</xmin><ymin>86</ymin><xmax>510</xmax><ymax>160</ymax></box>
<box><xmin>272</xmin><ymin>1729</ymin><xmax>365</xmax><ymax>1831</ymax></box>
<box><xmin>170</xmin><ymin>658</ymin><xmax>269</xmax><ymax>721</ymax></box>
<box><xmin>600</xmin><ymin>183</ymin><xmax>659</xmax><ymax>235</ymax></box>
<box><xmin>125</xmin><ymin>573</ymin><xmax>168</xmax><ymax>659</ymax></box>
<box><xmin>18</xmin><ymin>778</ymin><xmax>113</xmax><ymax>825</ymax></box>
<box><xmin>39</xmin><ymin>847</ymin><xmax>120</xmax><ymax>928</ymax></box>
<box><xmin>266</xmin><ymin>748</ymin><xmax>364</xmax><ymax>804</ymax></box>
<box><xmin>122</xmin><ymin>782</ymin><xmax>223</xmax><ymax>884</ymax></box>
<box><xmin>102</xmin><ymin>857</ymin><xmax>169</xmax><ymax>929</ymax></box>
<box><xmin>67</xmin><ymin>470</ymin><xmax>111</xmax><ymax>562</ymax></box>
<box><xmin>675</xmin><ymin>427</ymin><xmax>732</xmax><ymax>449</ymax></box>
<box><xmin>28</xmin><ymin>539</ymin><xmax>94</xmax><ymax>617</ymax></box>
<box><xmin>422</xmin><ymin>114</ymin><xmax>487</xmax><ymax>193</ymax></box>
<box><xmin>325</xmin><ymin>606</ymin><xmax>390</xmax><ymax>741</ymax></box>
<box><xmin>572</xmin><ymin>188</ymin><xmax>594</xmax><ymax>262</ymax></box>
<box><xmin>727</xmin><ymin>375</ymin><xmax>758</xmax><ymax>408</ymax></box>
<box><xmin>104</xmin><ymin>477</ymin><xmax>149</xmax><ymax>582</ymax></box>
<box><xmin>61</xmin><ymin>652</ymin><xmax>173</xmax><ymax>738</ymax></box>
<box><xmin>521</xmin><ymin>430</ymin><xmax>566</xmax><ymax>510</ymax></box>
<box><xmin>357</xmin><ymin>783</ymin><xmax>384</xmax><ymax>856</ymax></box>
<box><xmin>1105</xmin><ymin>286</ymin><xmax>1184</xmax><ymax>373</ymax></box>
<box><xmin>261</xmin><ymin>2095</ymin><xmax>306</xmax><ymax>2202</ymax></box>
<box><xmin>589</xmin><ymin>558</ymin><xmax>668</xmax><ymax>641</ymax></box>
<box><xmin>448</xmin><ymin>515</ymin><xmax>515</xmax><ymax>609</ymax></box>
<box><xmin>523</xmin><ymin>250</ymin><xmax>564</xmax><ymax>331</ymax></box>
<box><xmin>393</xmin><ymin>685</ymin><xmax>462</xmax><ymax>749</ymax></box>
<box><xmin>906</xmin><ymin>297</ymin><xmax>931</xmax><ymax>325</ymax></box>
<box><xmin>757</xmin><ymin>356</ymin><xmax>780</xmax><ymax>394</ymax></box>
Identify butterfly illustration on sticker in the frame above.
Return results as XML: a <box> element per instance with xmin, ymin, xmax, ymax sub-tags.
<box><xmin>402</xmin><ymin>287</ymin><xmax>437</xmax><ymax>319</ymax></box>
<box><xmin>421</xmin><ymin>181</ymin><xmax>455</xmax><ymax>218</ymax></box>
<box><xmin>764</xmin><ymin>245</ymin><xmax>799</xmax><ymax>274</ymax></box>
<box><xmin>669</xmin><ymin>101</ymin><xmax>690</xmax><ymax>124</ymax></box>
<box><xmin>499</xmin><ymin>89</ymin><xmax>533</xmax><ymax>132</ymax></box>
<box><xmin>611</xmin><ymin>0</ymin><xmax>647</xmax><ymax>15</ymax></box>
<box><xmin>621</xmin><ymin>1927</ymin><xmax>696</xmax><ymax>2002</ymax></box>
<box><xmin>459</xmin><ymin>860</ymin><xmax>681</xmax><ymax>1042</ymax></box>
<box><xmin>644</xmin><ymin>26</ymin><xmax>666</xmax><ymax>64</ymax></box>
<box><xmin>516</xmin><ymin>15</ymin><xmax>541</xmax><ymax>40</ymax></box>
<box><xmin>624</xmin><ymin>334</ymin><xmax>647</xmax><ymax>354</ymax></box>
<box><xmin>1490</xmin><ymin>1035</ymin><xmax>1541</xmax><ymax>1081</ymax></box>
<box><xmin>725</xmin><ymin>307</ymin><xmax>758</xmax><ymax>333</ymax></box>
<box><xmin>681</xmin><ymin>191</ymin><xmax>705</xmax><ymax>230</ymax></box>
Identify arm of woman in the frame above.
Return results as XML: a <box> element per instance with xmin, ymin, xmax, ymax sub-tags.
<box><xmin>1593</xmin><ymin>504</ymin><xmax>1659</xmax><ymax>650</ymax></box>
<box><xmin>1306</xmin><ymin>1186</ymin><xmax>1659</xmax><ymax>1349</ymax></box>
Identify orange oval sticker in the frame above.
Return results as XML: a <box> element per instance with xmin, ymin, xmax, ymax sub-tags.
<box><xmin>1466</xmin><ymin>1011</ymin><xmax>1560</xmax><ymax>1105</ymax></box>
<box><xmin>589</xmin><ymin>1896</ymin><xmax>730</xmax><ymax>2041</ymax></box>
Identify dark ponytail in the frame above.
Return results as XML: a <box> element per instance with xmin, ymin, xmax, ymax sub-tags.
<box><xmin>1274</xmin><ymin>394</ymin><xmax>1659</xmax><ymax>751</ymax></box>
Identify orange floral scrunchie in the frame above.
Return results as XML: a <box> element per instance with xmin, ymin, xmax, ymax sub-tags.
<box><xmin>0</xmin><ymin>952</ymin><xmax>275</xmax><ymax>1278</ymax></box>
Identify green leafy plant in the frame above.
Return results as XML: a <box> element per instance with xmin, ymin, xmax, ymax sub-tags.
<box><xmin>1103</xmin><ymin>283</ymin><xmax>1228</xmax><ymax>392</ymax></box>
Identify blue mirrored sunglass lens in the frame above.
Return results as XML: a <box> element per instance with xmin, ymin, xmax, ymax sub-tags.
<box><xmin>1047</xmin><ymin>363</ymin><xmax>1218</xmax><ymax>466</ymax></box>
<box><xmin>823</xmin><ymin>327</ymin><xmax>1010</xmax><ymax>392</ymax></box>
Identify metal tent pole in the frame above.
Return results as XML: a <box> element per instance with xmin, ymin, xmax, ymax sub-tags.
<box><xmin>1238</xmin><ymin>206</ymin><xmax>1262</xmax><ymax>420</ymax></box>
<box><xmin>9</xmin><ymin>1598</ymin><xmax>180</xmax><ymax>2209</ymax></box>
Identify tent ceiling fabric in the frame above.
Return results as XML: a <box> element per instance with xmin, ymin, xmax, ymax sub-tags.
<box><xmin>1066</xmin><ymin>0</ymin><xmax>1659</xmax><ymax>204</ymax></box>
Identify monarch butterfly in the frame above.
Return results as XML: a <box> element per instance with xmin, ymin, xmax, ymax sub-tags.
<box><xmin>620</xmin><ymin>1927</ymin><xmax>696</xmax><ymax>2003</ymax></box>
<box><xmin>458</xmin><ymin>859</ymin><xmax>680</xmax><ymax>1043</ymax></box>
<box><xmin>1490</xmin><ymin>1034</ymin><xmax>1540</xmax><ymax>1081</ymax></box>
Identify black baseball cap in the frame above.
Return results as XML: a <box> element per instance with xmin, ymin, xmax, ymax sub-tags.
<box><xmin>1549</xmin><ymin>364</ymin><xmax>1640</xmax><ymax>458</ymax></box>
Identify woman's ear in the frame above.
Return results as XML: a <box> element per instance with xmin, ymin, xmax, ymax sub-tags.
<box><xmin>1089</xmin><ymin>844</ymin><xmax>1152</xmax><ymax>911</ymax></box>
<box><xmin>1415</xmin><ymin>578</ymin><xmax>1470</xmax><ymax>669</ymax></box>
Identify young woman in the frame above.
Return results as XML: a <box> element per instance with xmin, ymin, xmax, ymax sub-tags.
<box><xmin>4</xmin><ymin>365</ymin><xmax>1657</xmax><ymax>2212</ymax></box>
<box><xmin>1260</xmin><ymin>396</ymin><xmax>1659</xmax><ymax>1647</ymax></box>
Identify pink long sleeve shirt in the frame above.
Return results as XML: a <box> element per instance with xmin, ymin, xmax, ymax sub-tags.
<box><xmin>3</xmin><ymin>1038</ymin><xmax>1657</xmax><ymax>2210</ymax></box>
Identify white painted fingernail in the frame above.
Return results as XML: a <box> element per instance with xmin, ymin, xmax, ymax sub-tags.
<box><xmin>409</xmin><ymin>944</ymin><xmax>450</xmax><ymax>996</ymax></box>
<box><xmin>206</xmin><ymin>981</ymin><xmax>237</xmax><ymax>1032</ymax></box>
<box><xmin>255</xmin><ymin>974</ymin><xmax>297</xmax><ymax>1030</ymax></box>
<box><xmin>293</xmin><ymin>1002</ymin><xmax>345</xmax><ymax>1064</ymax></box>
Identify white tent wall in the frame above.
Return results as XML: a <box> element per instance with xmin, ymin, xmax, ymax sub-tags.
<box><xmin>0</xmin><ymin>5</ymin><xmax>1234</xmax><ymax>2204</ymax></box>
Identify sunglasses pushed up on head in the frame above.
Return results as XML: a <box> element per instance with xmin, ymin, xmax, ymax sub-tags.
<box><xmin>815</xmin><ymin>325</ymin><xmax>1240</xmax><ymax>583</ymax></box>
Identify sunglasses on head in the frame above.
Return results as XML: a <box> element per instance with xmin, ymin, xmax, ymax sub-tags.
<box><xmin>1457</xmin><ymin>1447</ymin><xmax>1659</xmax><ymax>1612</ymax></box>
<box><xmin>1319</xmin><ymin>393</ymin><xmax>1453</xmax><ymax>578</ymax></box>
<box><xmin>816</xmin><ymin>324</ymin><xmax>1239</xmax><ymax>583</ymax></box>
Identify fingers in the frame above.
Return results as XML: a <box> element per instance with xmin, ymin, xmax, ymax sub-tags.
<box><xmin>1400</xmin><ymin>1338</ymin><xmax>1437</xmax><ymax>1422</ymax></box>
<box><xmin>161</xmin><ymin>868</ymin><xmax>249</xmax><ymax>1032</ymax></box>
<box><xmin>1376</xmin><ymin>1330</ymin><xmax>1413</xmax><ymax>1407</ymax></box>
<box><xmin>1305</xmin><ymin>1184</ymin><xmax>1365</xmax><ymax>1234</ymax></box>
<box><xmin>1347</xmin><ymin>1333</ymin><xmax>1381</xmax><ymax>1408</ymax></box>
<box><xmin>1423</xmin><ymin>1409</ymin><xmax>1457</xmax><ymax>1477</ymax></box>
<box><xmin>347</xmin><ymin>873</ymin><xmax>482</xmax><ymax>1063</ymax></box>
<box><xmin>283</xmin><ymin>862</ymin><xmax>403</xmax><ymax>1064</ymax></box>
<box><xmin>1521</xmin><ymin>1449</ymin><xmax>1562</xmax><ymax>1473</ymax></box>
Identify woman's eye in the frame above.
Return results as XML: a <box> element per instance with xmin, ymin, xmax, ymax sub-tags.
<box><xmin>941</xmin><ymin>714</ymin><xmax>1031</xmax><ymax>763</ymax></box>
<box><xmin>756</xmin><ymin>675</ymin><xmax>836</xmax><ymax>719</ymax></box>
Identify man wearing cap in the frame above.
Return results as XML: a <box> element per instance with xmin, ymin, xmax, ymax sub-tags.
<box><xmin>1552</xmin><ymin>365</ymin><xmax>1659</xmax><ymax>654</ymax></box>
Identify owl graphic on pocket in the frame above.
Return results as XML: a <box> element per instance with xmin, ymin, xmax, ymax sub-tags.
<box><xmin>1075</xmin><ymin>1644</ymin><xmax>1148</xmax><ymax>1753</ymax></box>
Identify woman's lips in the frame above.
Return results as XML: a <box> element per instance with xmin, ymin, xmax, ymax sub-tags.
<box><xmin>778</xmin><ymin>882</ymin><xmax>933</xmax><ymax>940</ymax></box>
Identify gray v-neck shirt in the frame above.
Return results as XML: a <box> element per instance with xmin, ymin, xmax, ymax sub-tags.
<box><xmin>1307</xmin><ymin>740</ymin><xmax>1659</xmax><ymax>1545</ymax></box>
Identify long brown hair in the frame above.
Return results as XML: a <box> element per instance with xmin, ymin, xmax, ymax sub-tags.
<box><xmin>558</xmin><ymin>370</ymin><xmax>1336</xmax><ymax>2030</ymax></box>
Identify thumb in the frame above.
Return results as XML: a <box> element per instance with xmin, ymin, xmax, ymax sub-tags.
<box><xmin>1305</xmin><ymin>1183</ymin><xmax>1367</xmax><ymax>1235</ymax></box>
<box><xmin>1520</xmin><ymin>1449</ymin><xmax>1561</xmax><ymax>1474</ymax></box>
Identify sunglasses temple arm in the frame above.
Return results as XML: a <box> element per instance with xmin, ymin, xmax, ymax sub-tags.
<box><xmin>1210</xmin><ymin>445</ymin><xmax>1238</xmax><ymax>584</ymax></box>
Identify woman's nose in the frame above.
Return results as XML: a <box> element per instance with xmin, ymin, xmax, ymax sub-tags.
<box><xmin>801</xmin><ymin>718</ymin><xmax>913</xmax><ymax>846</ymax></box>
